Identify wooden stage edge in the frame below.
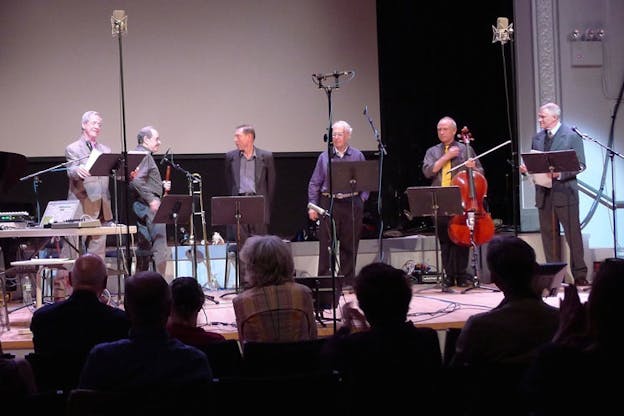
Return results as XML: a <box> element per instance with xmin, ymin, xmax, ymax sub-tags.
<box><xmin>0</xmin><ymin>283</ymin><xmax>590</xmax><ymax>355</ymax></box>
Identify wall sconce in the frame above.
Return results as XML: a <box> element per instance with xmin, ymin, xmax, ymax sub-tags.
<box><xmin>570</xmin><ymin>28</ymin><xmax>605</xmax><ymax>42</ymax></box>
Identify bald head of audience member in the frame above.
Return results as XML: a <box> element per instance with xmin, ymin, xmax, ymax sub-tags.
<box><xmin>68</xmin><ymin>253</ymin><xmax>108</xmax><ymax>294</ymax></box>
<box><xmin>486</xmin><ymin>235</ymin><xmax>538</xmax><ymax>297</ymax></box>
<box><xmin>124</xmin><ymin>271</ymin><xmax>171</xmax><ymax>328</ymax></box>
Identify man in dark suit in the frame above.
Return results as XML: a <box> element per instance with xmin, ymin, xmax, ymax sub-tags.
<box><xmin>520</xmin><ymin>102</ymin><xmax>588</xmax><ymax>286</ymax></box>
<box><xmin>224</xmin><ymin>124</ymin><xmax>276</xmax><ymax>240</ymax></box>
<box><xmin>64</xmin><ymin>110</ymin><xmax>113</xmax><ymax>260</ymax></box>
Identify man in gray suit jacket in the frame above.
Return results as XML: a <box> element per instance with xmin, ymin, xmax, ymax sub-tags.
<box><xmin>64</xmin><ymin>111</ymin><xmax>113</xmax><ymax>260</ymax></box>
<box><xmin>224</xmin><ymin>124</ymin><xmax>276</xmax><ymax>241</ymax></box>
<box><xmin>521</xmin><ymin>102</ymin><xmax>588</xmax><ymax>286</ymax></box>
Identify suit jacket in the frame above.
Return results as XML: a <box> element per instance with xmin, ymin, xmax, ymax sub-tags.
<box><xmin>224</xmin><ymin>147</ymin><xmax>276</xmax><ymax>224</ymax></box>
<box><xmin>65</xmin><ymin>137</ymin><xmax>113</xmax><ymax>220</ymax></box>
<box><xmin>531</xmin><ymin>123</ymin><xmax>586</xmax><ymax>208</ymax></box>
<box><xmin>30</xmin><ymin>290</ymin><xmax>130</xmax><ymax>358</ymax></box>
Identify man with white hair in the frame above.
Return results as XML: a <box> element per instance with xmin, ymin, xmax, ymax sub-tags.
<box><xmin>64</xmin><ymin>110</ymin><xmax>113</xmax><ymax>260</ymax></box>
<box><xmin>308</xmin><ymin>120</ymin><xmax>369</xmax><ymax>289</ymax></box>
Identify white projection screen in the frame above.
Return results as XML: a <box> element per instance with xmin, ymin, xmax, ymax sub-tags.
<box><xmin>0</xmin><ymin>0</ymin><xmax>380</xmax><ymax>157</ymax></box>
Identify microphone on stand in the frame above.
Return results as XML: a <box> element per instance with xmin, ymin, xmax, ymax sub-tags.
<box><xmin>492</xmin><ymin>17</ymin><xmax>514</xmax><ymax>44</ymax></box>
<box><xmin>312</xmin><ymin>70</ymin><xmax>355</xmax><ymax>81</ymax></box>
<box><xmin>571</xmin><ymin>126</ymin><xmax>588</xmax><ymax>139</ymax></box>
<box><xmin>307</xmin><ymin>202</ymin><xmax>329</xmax><ymax>217</ymax></box>
<box><xmin>160</xmin><ymin>148</ymin><xmax>171</xmax><ymax>166</ymax></box>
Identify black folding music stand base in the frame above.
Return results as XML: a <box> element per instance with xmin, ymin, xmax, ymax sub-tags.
<box><xmin>406</xmin><ymin>186</ymin><xmax>462</xmax><ymax>293</ymax></box>
<box><xmin>211</xmin><ymin>196</ymin><xmax>265</xmax><ymax>297</ymax></box>
<box><xmin>153</xmin><ymin>195</ymin><xmax>193</xmax><ymax>279</ymax></box>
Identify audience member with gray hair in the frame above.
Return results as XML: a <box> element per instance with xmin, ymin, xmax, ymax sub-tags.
<box><xmin>232</xmin><ymin>235</ymin><xmax>317</xmax><ymax>343</ymax></box>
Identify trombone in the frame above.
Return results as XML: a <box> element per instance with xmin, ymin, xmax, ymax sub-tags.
<box><xmin>189</xmin><ymin>173</ymin><xmax>217</xmax><ymax>289</ymax></box>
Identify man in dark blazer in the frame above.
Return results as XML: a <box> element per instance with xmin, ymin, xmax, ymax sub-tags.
<box><xmin>521</xmin><ymin>102</ymin><xmax>588</xmax><ymax>286</ymax></box>
<box><xmin>224</xmin><ymin>124</ymin><xmax>276</xmax><ymax>240</ymax></box>
<box><xmin>64</xmin><ymin>110</ymin><xmax>113</xmax><ymax>260</ymax></box>
<box><xmin>30</xmin><ymin>253</ymin><xmax>130</xmax><ymax>387</ymax></box>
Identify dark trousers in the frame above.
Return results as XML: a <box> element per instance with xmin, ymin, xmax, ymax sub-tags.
<box><xmin>317</xmin><ymin>195</ymin><xmax>363</xmax><ymax>286</ymax></box>
<box><xmin>538</xmin><ymin>192</ymin><xmax>587</xmax><ymax>281</ymax></box>
<box><xmin>436</xmin><ymin>216</ymin><xmax>470</xmax><ymax>283</ymax></box>
<box><xmin>133</xmin><ymin>201</ymin><xmax>170</xmax><ymax>275</ymax></box>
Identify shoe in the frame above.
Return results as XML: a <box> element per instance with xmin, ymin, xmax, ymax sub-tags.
<box><xmin>574</xmin><ymin>278</ymin><xmax>590</xmax><ymax>287</ymax></box>
<box><xmin>443</xmin><ymin>278</ymin><xmax>455</xmax><ymax>287</ymax></box>
<box><xmin>457</xmin><ymin>280</ymin><xmax>471</xmax><ymax>288</ymax></box>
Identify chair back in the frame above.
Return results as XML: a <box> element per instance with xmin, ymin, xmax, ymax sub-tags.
<box><xmin>241</xmin><ymin>337</ymin><xmax>327</xmax><ymax>377</ymax></box>
<box><xmin>239</xmin><ymin>308</ymin><xmax>314</xmax><ymax>343</ymax></box>
<box><xmin>197</xmin><ymin>339</ymin><xmax>242</xmax><ymax>379</ymax></box>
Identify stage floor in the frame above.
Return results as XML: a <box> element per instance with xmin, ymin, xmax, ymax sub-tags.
<box><xmin>0</xmin><ymin>282</ymin><xmax>589</xmax><ymax>355</ymax></box>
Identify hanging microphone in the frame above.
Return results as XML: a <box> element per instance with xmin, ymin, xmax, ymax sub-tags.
<box><xmin>313</xmin><ymin>70</ymin><xmax>355</xmax><ymax>81</ymax></box>
<box><xmin>492</xmin><ymin>17</ymin><xmax>514</xmax><ymax>44</ymax></box>
<box><xmin>363</xmin><ymin>105</ymin><xmax>368</xmax><ymax>116</ymax></box>
<box><xmin>307</xmin><ymin>202</ymin><xmax>328</xmax><ymax>217</ymax></box>
<box><xmin>160</xmin><ymin>148</ymin><xmax>171</xmax><ymax>165</ymax></box>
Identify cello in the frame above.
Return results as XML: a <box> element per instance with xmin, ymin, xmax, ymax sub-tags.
<box><xmin>447</xmin><ymin>126</ymin><xmax>495</xmax><ymax>247</ymax></box>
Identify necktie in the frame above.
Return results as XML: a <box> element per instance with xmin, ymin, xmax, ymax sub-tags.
<box><xmin>441</xmin><ymin>145</ymin><xmax>451</xmax><ymax>187</ymax></box>
<box><xmin>544</xmin><ymin>129</ymin><xmax>553</xmax><ymax>151</ymax></box>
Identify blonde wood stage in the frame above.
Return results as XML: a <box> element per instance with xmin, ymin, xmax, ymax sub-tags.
<box><xmin>0</xmin><ymin>283</ymin><xmax>589</xmax><ymax>355</ymax></box>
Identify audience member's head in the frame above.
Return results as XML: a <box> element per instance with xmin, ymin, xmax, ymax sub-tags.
<box><xmin>170</xmin><ymin>276</ymin><xmax>205</xmax><ymax>322</ymax></box>
<box><xmin>355</xmin><ymin>262</ymin><xmax>412</xmax><ymax>327</ymax></box>
<box><xmin>68</xmin><ymin>253</ymin><xmax>108</xmax><ymax>294</ymax></box>
<box><xmin>587</xmin><ymin>257</ymin><xmax>624</xmax><ymax>348</ymax></box>
<box><xmin>239</xmin><ymin>235</ymin><xmax>294</xmax><ymax>288</ymax></box>
<box><xmin>124</xmin><ymin>271</ymin><xmax>171</xmax><ymax>328</ymax></box>
<box><xmin>486</xmin><ymin>235</ymin><xmax>538</xmax><ymax>296</ymax></box>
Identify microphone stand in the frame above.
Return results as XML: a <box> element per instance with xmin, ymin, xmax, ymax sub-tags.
<box><xmin>573</xmin><ymin>128</ymin><xmax>623</xmax><ymax>258</ymax></box>
<box><xmin>111</xmin><ymin>11</ymin><xmax>133</xmax><ymax>275</ymax></box>
<box><xmin>20</xmin><ymin>157</ymin><xmax>89</xmax><ymax>223</ymax></box>
<box><xmin>313</xmin><ymin>73</ymin><xmax>343</xmax><ymax>333</ymax></box>
<box><xmin>161</xmin><ymin>155</ymin><xmax>198</xmax><ymax>270</ymax></box>
<box><xmin>363</xmin><ymin>106</ymin><xmax>387</xmax><ymax>262</ymax></box>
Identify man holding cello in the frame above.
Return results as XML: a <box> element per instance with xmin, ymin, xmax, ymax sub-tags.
<box><xmin>422</xmin><ymin>116</ymin><xmax>483</xmax><ymax>288</ymax></box>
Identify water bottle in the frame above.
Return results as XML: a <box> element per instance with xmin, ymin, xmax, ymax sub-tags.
<box><xmin>22</xmin><ymin>275</ymin><xmax>33</xmax><ymax>306</ymax></box>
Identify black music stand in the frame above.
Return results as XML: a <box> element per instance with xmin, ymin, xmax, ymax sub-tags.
<box><xmin>211</xmin><ymin>195</ymin><xmax>265</xmax><ymax>296</ymax></box>
<box><xmin>331</xmin><ymin>159</ymin><xmax>379</xmax><ymax>270</ymax></box>
<box><xmin>521</xmin><ymin>149</ymin><xmax>581</xmax><ymax>177</ymax></box>
<box><xmin>531</xmin><ymin>262</ymin><xmax>567</xmax><ymax>297</ymax></box>
<box><xmin>154</xmin><ymin>195</ymin><xmax>193</xmax><ymax>278</ymax></box>
<box><xmin>294</xmin><ymin>275</ymin><xmax>341</xmax><ymax>326</ymax></box>
<box><xmin>405</xmin><ymin>186</ymin><xmax>462</xmax><ymax>293</ymax></box>
<box><xmin>522</xmin><ymin>150</ymin><xmax>582</xmax><ymax>261</ymax></box>
<box><xmin>88</xmin><ymin>152</ymin><xmax>146</xmax><ymax>177</ymax></box>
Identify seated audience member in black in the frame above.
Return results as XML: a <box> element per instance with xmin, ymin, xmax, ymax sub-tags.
<box><xmin>29</xmin><ymin>253</ymin><xmax>129</xmax><ymax>389</ymax></box>
<box><xmin>320</xmin><ymin>262</ymin><xmax>442</xmax><ymax>410</ymax></box>
<box><xmin>166</xmin><ymin>276</ymin><xmax>225</xmax><ymax>348</ymax></box>
<box><xmin>451</xmin><ymin>235</ymin><xmax>559</xmax><ymax>367</ymax></box>
<box><xmin>78</xmin><ymin>271</ymin><xmax>212</xmax><ymax>393</ymax></box>
<box><xmin>524</xmin><ymin>258</ymin><xmax>624</xmax><ymax>415</ymax></box>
